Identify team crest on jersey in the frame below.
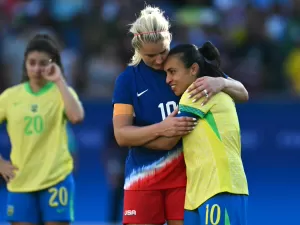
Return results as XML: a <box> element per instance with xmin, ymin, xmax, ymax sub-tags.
<box><xmin>7</xmin><ymin>205</ymin><xmax>14</xmax><ymax>216</ymax></box>
<box><xmin>31</xmin><ymin>104</ymin><xmax>38</xmax><ymax>112</ymax></box>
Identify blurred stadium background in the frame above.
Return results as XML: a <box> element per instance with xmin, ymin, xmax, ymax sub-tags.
<box><xmin>0</xmin><ymin>0</ymin><xmax>300</xmax><ymax>224</ymax></box>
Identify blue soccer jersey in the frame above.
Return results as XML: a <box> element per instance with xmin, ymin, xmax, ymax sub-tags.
<box><xmin>113</xmin><ymin>61</ymin><xmax>186</xmax><ymax>190</ymax></box>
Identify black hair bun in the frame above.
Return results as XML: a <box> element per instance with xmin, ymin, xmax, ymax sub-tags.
<box><xmin>198</xmin><ymin>41</ymin><xmax>220</xmax><ymax>67</ymax></box>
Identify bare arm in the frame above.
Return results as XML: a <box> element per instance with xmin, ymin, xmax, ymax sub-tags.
<box><xmin>43</xmin><ymin>63</ymin><xmax>84</xmax><ymax>124</ymax></box>
<box><xmin>143</xmin><ymin>136</ymin><xmax>182</xmax><ymax>150</ymax></box>
<box><xmin>56</xmin><ymin>79</ymin><xmax>84</xmax><ymax>124</ymax></box>
<box><xmin>187</xmin><ymin>76</ymin><xmax>249</xmax><ymax>105</ymax></box>
<box><xmin>113</xmin><ymin>108</ymin><xmax>195</xmax><ymax>148</ymax></box>
<box><xmin>113</xmin><ymin>114</ymin><xmax>161</xmax><ymax>147</ymax></box>
<box><xmin>222</xmin><ymin>77</ymin><xmax>249</xmax><ymax>103</ymax></box>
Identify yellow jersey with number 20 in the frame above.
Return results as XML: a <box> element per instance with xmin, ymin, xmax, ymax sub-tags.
<box><xmin>179</xmin><ymin>90</ymin><xmax>249</xmax><ymax>210</ymax></box>
<box><xmin>0</xmin><ymin>82</ymin><xmax>80</xmax><ymax>192</ymax></box>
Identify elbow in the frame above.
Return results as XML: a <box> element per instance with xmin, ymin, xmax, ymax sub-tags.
<box><xmin>234</xmin><ymin>82</ymin><xmax>249</xmax><ymax>103</ymax></box>
<box><xmin>69</xmin><ymin>116</ymin><xmax>84</xmax><ymax>124</ymax></box>
<box><xmin>114</xmin><ymin>131</ymin><xmax>129</xmax><ymax>147</ymax></box>
<box><xmin>68</xmin><ymin>107</ymin><xmax>85</xmax><ymax>124</ymax></box>
<box><xmin>240</xmin><ymin>88</ymin><xmax>249</xmax><ymax>103</ymax></box>
<box><xmin>68</xmin><ymin>113</ymin><xmax>85</xmax><ymax>124</ymax></box>
<box><xmin>115</xmin><ymin>137</ymin><xmax>128</xmax><ymax>147</ymax></box>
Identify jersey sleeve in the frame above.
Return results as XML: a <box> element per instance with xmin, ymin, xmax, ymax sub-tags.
<box><xmin>0</xmin><ymin>89</ymin><xmax>9</xmax><ymax>123</ymax></box>
<box><xmin>112</xmin><ymin>70</ymin><xmax>134</xmax><ymax>116</ymax></box>
<box><xmin>179</xmin><ymin>89</ymin><xmax>215</xmax><ymax>119</ymax></box>
<box><xmin>112</xmin><ymin>70</ymin><xmax>133</xmax><ymax>105</ymax></box>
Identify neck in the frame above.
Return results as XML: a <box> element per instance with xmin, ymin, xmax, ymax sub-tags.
<box><xmin>29</xmin><ymin>80</ymin><xmax>48</xmax><ymax>93</ymax></box>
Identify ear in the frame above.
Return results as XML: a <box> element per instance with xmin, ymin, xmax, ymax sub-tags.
<box><xmin>190</xmin><ymin>62</ymin><xmax>199</xmax><ymax>76</ymax></box>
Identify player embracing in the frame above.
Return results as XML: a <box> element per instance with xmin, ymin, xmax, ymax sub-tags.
<box><xmin>163</xmin><ymin>42</ymin><xmax>249</xmax><ymax>225</ymax></box>
<box><xmin>113</xmin><ymin>5</ymin><xmax>249</xmax><ymax>225</ymax></box>
<box><xmin>0</xmin><ymin>34</ymin><xmax>84</xmax><ymax>225</ymax></box>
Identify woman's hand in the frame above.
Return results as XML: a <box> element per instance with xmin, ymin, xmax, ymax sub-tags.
<box><xmin>42</xmin><ymin>61</ymin><xmax>64</xmax><ymax>83</ymax></box>
<box><xmin>157</xmin><ymin>108</ymin><xmax>197</xmax><ymax>137</ymax></box>
<box><xmin>187</xmin><ymin>76</ymin><xmax>225</xmax><ymax>105</ymax></box>
<box><xmin>0</xmin><ymin>156</ymin><xmax>18</xmax><ymax>182</ymax></box>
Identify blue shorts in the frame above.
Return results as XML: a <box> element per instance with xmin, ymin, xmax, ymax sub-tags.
<box><xmin>6</xmin><ymin>173</ymin><xmax>75</xmax><ymax>223</ymax></box>
<box><xmin>184</xmin><ymin>193</ymin><xmax>248</xmax><ymax>225</ymax></box>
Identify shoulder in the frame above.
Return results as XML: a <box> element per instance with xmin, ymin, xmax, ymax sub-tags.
<box><xmin>0</xmin><ymin>84</ymin><xmax>24</xmax><ymax>97</ymax></box>
<box><xmin>115</xmin><ymin>62</ymin><xmax>148</xmax><ymax>83</ymax></box>
<box><xmin>213</xmin><ymin>92</ymin><xmax>233</xmax><ymax>102</ymax></box>
<box><xmin>179</xmin><ymin>88</ymin><xmax>193</xmax><ymax>106</ymax></box>
<box><xmin>116</xmin><ymin>66</ymin><xmax>136</xmax><ymax>83</ymax></box>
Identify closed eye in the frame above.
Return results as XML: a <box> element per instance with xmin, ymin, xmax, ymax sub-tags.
<box><xmin>146</xmin><ymin>49</ymin><xmax>167</xmax><ymax>58</ymax></box>
<box><xmin>169</xmin><ymin>69</ymin><xmax>176</xmax><ymax>74</ymax></box>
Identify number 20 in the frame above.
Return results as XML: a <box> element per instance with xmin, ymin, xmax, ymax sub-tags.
<box><xmin>205</xmin><ymin>204</ymin><xmax>221</xmax><ymax>225</ymax></box>
<box><xmin>48</xmin><ymin>187</ymin><xmax>68</xmax><ymax>207</ymax></box>
<box><xmin>24</xmin><ymin>115</ymin><xmax>44</xmax><ymax>135</ymax></box>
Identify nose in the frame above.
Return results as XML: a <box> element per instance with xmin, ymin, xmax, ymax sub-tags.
<box><xmin>156</xmin><ymin>55</ymin><xmax>164</xmax><ymax>65</ymax></box>
<box><xmin>166</xmin><ymin>74</ymin><xmax>172</xmax><ymax>85</ymax></box>
<box><xmin>33</xmin><ymin>65</ymin><xmax>42</xmax><ymax>73</ymax></box>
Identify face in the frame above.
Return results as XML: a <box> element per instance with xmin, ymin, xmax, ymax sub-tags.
<box><xmin>139</xmin><ymin>39</ymin><xmax>170</xmax><ymax>70</ymax></box>
<box><xmin>164</xmin><ymin>55</ymin><xmax>198</xmax><ymax>96</ymax></box>
<box><xmin>25</xmin><ymin>51</ymin><xmax>51</xmax><ymax>81</ymax></box>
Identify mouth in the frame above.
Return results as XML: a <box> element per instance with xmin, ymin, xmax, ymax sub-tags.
<box><xmin>169</xmin><ymin>84</ymin><xmax>181</xmax><ymax>96</ymax></box>
<box><xmin>154</xmin><ymin>64</ymin><xmax>163</xmax><ymax>69</ymax></box>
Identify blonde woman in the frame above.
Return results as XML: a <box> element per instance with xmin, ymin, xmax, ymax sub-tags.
<box><xmin>112</xmin><ymin>5</ymin><xmax>248</xmax><ymax>225</ymax></box>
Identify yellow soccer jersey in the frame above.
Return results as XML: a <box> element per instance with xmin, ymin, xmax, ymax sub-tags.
<box><xmin>0</xmin><ymin>82</ymin><xmax>80</xmax><ymax>192</ymax></box>
<box><xmin>179</xmin><ymin>90</ymin><xmax>248</xmax><ymax>210</ymax></box>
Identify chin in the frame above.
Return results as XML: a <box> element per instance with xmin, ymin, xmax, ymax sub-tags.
<box><xmin>174</xmin><ymin>90</ymin><xmax>182</xmax><ymax>96</ymax></box>
<box><xmin>153</xmin><ymin>64</ymin><xmax>163</xmax><ymax>70</ymax></box>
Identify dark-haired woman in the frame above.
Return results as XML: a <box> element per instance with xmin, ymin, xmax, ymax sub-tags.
<box><xmin>0</xmin><ymin>34</ymin><xmax>84</xmax><ymax>225</ymax></box>
<box><xmin>113</xmin><ymin>5</ymin><xmax>249</xmax><ymax>225</ymax></box>
<box><xmin>164</xmin><ymin>42</ymin><xmax>249</xmax><ymax>225</ymax></box>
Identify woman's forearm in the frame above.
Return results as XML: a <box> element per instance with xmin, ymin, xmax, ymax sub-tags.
<box><xmin>114</xmin><ymin>122</ymin><xmax>162</xmax><ymax>147</ymax></box>
<box><xmin>143</xmin><ymin>136</ymin><xmax>182</xmax><ymax>150</ymax></box>
<box><xmin>222</xmin><ymin>77</ymin><xmax>249</xmax><ymax>103</ymax></box>
<box><xmin>56</xmin><ymin>79</ymin><xmax>84</xmax><ymax>123</ymax></box>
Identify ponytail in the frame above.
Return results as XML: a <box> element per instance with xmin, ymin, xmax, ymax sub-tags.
<box><xmin>198</xmin><ymin>41</ymin><xmax>225</xmax><ymax>78</ymax></box>
<box><xmin>198</xmin><ymin>41</ymin><xmax>221</xmax><ymax>67</ymax></box>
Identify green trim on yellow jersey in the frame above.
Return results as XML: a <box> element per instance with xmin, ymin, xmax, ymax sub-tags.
<box><xmin>179</xmin><ymin>104</ymin><xmax>205</xmax><ymax>118</ymax></box>
<box><xmin>179</xmin><ymin>104</ymin><xmax>221</xmax><ymax>141</ymax></box>
<box><xmin>205</xmin><ymin>112</ymin><xmax>221</xmax><ymax>141</ymax></box>
<box><xmin>24</xmin><ymin>81</ymin><xmax>55</xmax><ymax>96</ymax></box>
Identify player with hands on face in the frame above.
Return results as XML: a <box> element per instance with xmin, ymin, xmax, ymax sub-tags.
<box><xmin>0</xmin><ymin>33</ymin><xmax>84</xmax><ymax>225</ymax></box>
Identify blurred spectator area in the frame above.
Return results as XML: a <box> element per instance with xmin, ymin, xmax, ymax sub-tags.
<box><xmin>1</xmin><ymin>1</ymin><xmax>300</xmax><ymax>224</ymax></box>
<box><xmin>0</xmin><ymin>0</ymin><xmax>299</xmax><ymax>100</ymax></box>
